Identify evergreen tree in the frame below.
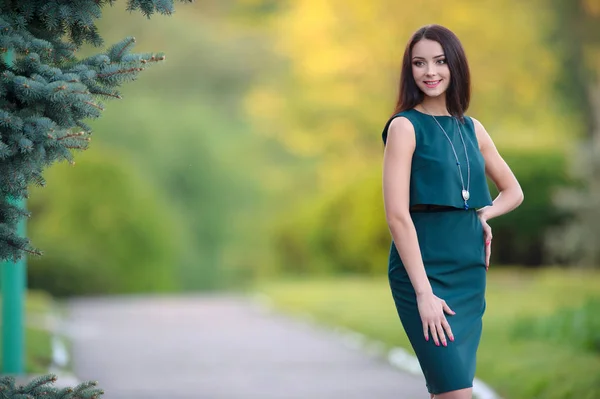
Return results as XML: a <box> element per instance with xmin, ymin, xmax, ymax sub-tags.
<box><xmin>1</xmin><ymin>374</ymin><xmax>103</xmax><ymax>399</ymax></box>
<box><xmin>0</xmin><ymin>0</ymin><xmax>191</xmax><ymax>261</ymax></box>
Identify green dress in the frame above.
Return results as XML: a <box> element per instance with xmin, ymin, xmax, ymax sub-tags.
<box><xmin>382</xmin><ymin>109</ymin><xmax>493</xmax><ymax>395</ymax></box>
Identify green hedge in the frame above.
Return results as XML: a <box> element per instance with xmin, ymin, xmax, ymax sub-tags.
<box><xmin>487</xmin><ymin>150</ymin><xmax>578</xmax><ymax>266</ymax></box>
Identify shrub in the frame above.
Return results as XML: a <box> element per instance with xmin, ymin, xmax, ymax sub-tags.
<box><xmin>27</xmin><ymin>146</ymin><xmax>183</xmax><ymax>297</ymax></box>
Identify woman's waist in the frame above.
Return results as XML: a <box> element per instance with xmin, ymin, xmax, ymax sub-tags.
<box><xmin>409</xmin><ymin>203</ymin><xmax>472</xmax><ymax>213</ymax></box>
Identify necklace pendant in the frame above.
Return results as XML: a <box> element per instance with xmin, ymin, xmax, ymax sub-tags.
<box><xmin>462</xmin><ymin>190</ymin><xmax>470</xmax><ymax>201</ymax></box>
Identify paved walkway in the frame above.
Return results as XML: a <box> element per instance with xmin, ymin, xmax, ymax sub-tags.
<box><xmin>65</xmin><ymin>295</ymin><xmax>428</xmax><ymax>399</ymax></box>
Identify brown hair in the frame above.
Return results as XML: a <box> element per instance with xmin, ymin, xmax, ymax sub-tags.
<box><xmin>393</xmin><ymin>24</ymin><xmax>471</xmax><ymax>121</ymax></box>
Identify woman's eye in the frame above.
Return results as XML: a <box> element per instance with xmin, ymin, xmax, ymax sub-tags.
<box><xmin>413</xmin><ymin>61</ymin><xmax>424</xmax><ymax>67</ymax></box>
<box><xmin>437</xmin><ymin>59</ymin><xmax>447</xmax><ymax>64</ymax></box>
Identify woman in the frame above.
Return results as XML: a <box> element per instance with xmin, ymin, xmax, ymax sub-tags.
<box><xmin>381</xmin><ymin>25</ymin><xmax>524</xmax><ymax>399</ymax></box>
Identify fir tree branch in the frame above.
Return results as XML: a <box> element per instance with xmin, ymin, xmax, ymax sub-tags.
<box><xmin>0</xmin><ymin>0</ymin><xmax>187</xmax><ymax>261</ymax></box>
<box><xmin>30</xmin><ymin>171</ymin><xmax>45</xmax><ymax>187</ymax></box>
<box><xmin>0</xmin><ymin>374</ymin><xmax>104</xmax><ymax>398</ymax></box>
<box><xmin>141</xmin><ymin>54</ymin><xmax>166</xmax><ymax>63</ymax></box>
<box><xmin>73</xmin><ymin>87</ymin><xmax>121</xmax><ymax>101</ymax></box>
<box><xmin>63</xmin><ymin>144</ymin><xmax>87</xmax><ymax>150</ymax></box>
<box><xmin>56</xmin><ymin>131</ymin><xmax>86</xmax><ymax>141</ymax></box>
<box><xmin>96</xmin><ymin>66</ymin><xmax>144</xmax><ymax>79</ymax></box>
<box><xmin>1</xmin><ymin>236</ymin><xmax>42</xmax><ymax>257</ymax></box>
<box><xmin>21</xmin><ymin>246</ymin><xmax>42</xmax><ymax>256</ymax></box>
<box><xmin>83</xmin><ymin>100</ymin><xmax>103</xmax><ymax>111</ymax></box>
<box><xmin>115</xmin><ymin>36</ymin><xmax>135</xmax><ymax>60</ymax></box>
<box><xmin>95</xmin><ymin>90</ymin><xmax>121</xmax><ymax>99</ymax></box>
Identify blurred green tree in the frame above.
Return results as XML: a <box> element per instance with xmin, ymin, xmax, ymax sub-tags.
<box><xmin>27</xmin><ymin>145</ymin><xmax>183</xmax><ymax>297</ymax></box>
<box><xmin>544</xmin><ymin>0</ymin><xmax>600</xmax><ymax>267</ymax></box>
<box><xmin>0</xmin><ymin>0</ymin><xmax>191</xmax><ymax>261</ymax></box>
<box><xmin>85</xmin><ymin>1</ymin><xmax>277</xmax><ymax>289</ymax></box>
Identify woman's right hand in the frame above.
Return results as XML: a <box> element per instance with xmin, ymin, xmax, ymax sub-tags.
<box><xmin>417</xmin><ymin>292</ymin><xmax>455</xmax><ymax>346</ymax></box>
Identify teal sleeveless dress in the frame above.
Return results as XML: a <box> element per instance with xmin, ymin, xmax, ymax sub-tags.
<box><xmin>382</xmin><ymin>109</ymin><xmax>493</xmax><ymax>395</ymax></box>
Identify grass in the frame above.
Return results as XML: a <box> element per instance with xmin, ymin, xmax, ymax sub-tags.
<box><xmin>0</xmin><ymin>290</ymin><xmax>54</xmax><ymax>374</ymax></box>
<box><xmin>255</xmin><ymin>267</ymin><xmax>600</xmax><ymax>399</ymax></box>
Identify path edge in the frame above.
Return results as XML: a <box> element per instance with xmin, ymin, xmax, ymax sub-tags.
<box><xmin>252</xmin><ymin>293</ymin><xmax>503</xmax><ymax>399</ymax></box>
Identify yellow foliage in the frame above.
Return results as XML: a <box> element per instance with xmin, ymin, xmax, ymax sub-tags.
<box><xmin>583</xmin><ymin>0</ymin><xmax>600</xmax><ymax>16</ymax></box>
<box><xmin>245</xmin><ymin>0</ymin><xmax>576</xmax><ymax>191</ymax></box>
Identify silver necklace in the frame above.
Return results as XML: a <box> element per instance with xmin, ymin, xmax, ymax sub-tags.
<box><xmin>421</xmin><ymin>106</ymin><xmax>471</xmax><ymax>210</ymax></box>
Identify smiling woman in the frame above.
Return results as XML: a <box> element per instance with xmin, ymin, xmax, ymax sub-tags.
<box><xmin>393</xmin><ymin>27</ymin><xmax>470</xmax><ymax>120</ymax></box>
<box><xmin>381</xmin><ymin>24</ymin><xmax>524</xmax><ymax>399</ymax></box>
<box><xmin>412</xmin><ymin>45</ymin><xmax>452</xmax><ymax>102</ymax></box>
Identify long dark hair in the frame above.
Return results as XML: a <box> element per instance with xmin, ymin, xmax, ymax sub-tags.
<box><xmin>393</xmin><ymin>24</ymin><xmax>471</xmax><ymax>121</ymax></box>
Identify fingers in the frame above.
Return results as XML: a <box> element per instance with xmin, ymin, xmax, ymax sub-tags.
<box><xmin>441</xmin><ymin>318</ymin><xmax>454</xmax><ymax>342</ymax></box>
<box><xmin>441</xmin><ymin>301</ymin><xmax>455</xmax><ymax>342</ymax></box>
<box><xmin>484</xmin><ymin>225</ymin><xmax>492</xmax><ymax>270</ymax></box>
<box><xmin>485</xmin><ymin>234</ymin><xmax>492</xmax><ymax>270</ymax></box>
<box><xmin>442</xmin><ymin>301</ymin><xmax>456</xmax><ymax>316</ymax></box>
<box><xmin>429</xmin><ymin>322</ymin><xmax>439</xmax><ymax>346</ymax></box>
<box><xmin>436</xmin><ymin>323</ymin><xmax>447</xmax><ymax>347</ymax></box>
<box><xmin>420</xmin><ymin>298</ymin><xmax>455</xmax><ymax>346</ymax></box>
<box><xmin>424</xmin><ymin>320</ymin><xmax>454</xmax><ymax>346</ymax></box>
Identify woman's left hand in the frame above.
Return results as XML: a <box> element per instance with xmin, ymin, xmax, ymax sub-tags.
<box><xmin>478</xmin><ymin>213</ymin><xmax>493</xmax><ymax>270</ymax></box>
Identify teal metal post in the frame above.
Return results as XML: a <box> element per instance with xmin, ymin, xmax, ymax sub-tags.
<box><xmin>1</xmin><ymin>49</ymin><xmax>26</xmax><ymax>375</ymax></box>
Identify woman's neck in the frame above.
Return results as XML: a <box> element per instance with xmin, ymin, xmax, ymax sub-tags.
<box><xmin>417</xmin><ymin>97</ymin><xmax>450</xmax><ymax>116</ymax></box>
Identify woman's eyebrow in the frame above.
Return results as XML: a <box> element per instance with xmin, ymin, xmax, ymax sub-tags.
<box><xmin>412</xmin><ymin>54</ymin><xmax>445</xmax><ymax>60</ymax></box>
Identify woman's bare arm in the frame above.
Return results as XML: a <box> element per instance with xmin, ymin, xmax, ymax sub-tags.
<box><xmin>383</xmin><ymin>117</ymin><xmax>455</xmax><ymax>346</ymax></box>
<box><xmin>383</xmin><ymin>117</ymin><xmax>431</xmax><ymax>295</ymax></box>
<box><xmin>473</xmin><ymin>117</ymin><xmax>524</xmax><ymax>221</ymax></box>
<box><xmin>472</xmin><ymin>117</ymin><xmax>524</xmax><ymax>268</ymax></box>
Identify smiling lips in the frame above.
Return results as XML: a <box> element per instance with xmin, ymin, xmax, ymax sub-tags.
<box><xmin>424</xmin><ymin>79</ymin><xmax>442</xmax><ymax>88</ymax></box>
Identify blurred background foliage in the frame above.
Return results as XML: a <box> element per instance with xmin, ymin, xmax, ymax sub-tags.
<box><xmin>25</xmin><ymin>0</ymin><xmax>600</xmax><ymax>293</ymax></box>
<box><xmin>27</xmin><ymin>145</ymin><xmax>183</xmax><ymax>297</ymax></box>
<box><xmin>19</xmin><ymin>0</ymin><xmax>600</xmax><ymax>397</ymax></box>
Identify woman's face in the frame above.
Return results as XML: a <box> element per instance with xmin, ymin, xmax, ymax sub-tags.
<box><xmin>411</xmin><ymin>39</ymin><xmax>451</xmax><ymax>98</ymax></box>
